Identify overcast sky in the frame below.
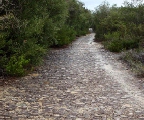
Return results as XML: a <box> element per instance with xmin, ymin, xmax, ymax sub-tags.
<box><xmin>79</xmin><ymin>0</ymin><xmax>131</xmax><ymax>11</ymax></box>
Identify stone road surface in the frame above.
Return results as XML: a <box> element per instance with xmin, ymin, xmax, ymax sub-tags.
<box><xmin>0</xmin><ymin>33</ymin><xmax>144</xmax><ymax>120</ymax></box>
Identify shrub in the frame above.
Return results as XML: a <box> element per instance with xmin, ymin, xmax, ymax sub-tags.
<box><xmin>122</xmin><ymin>39</ymin><xmax>139</xmax><ymax>50</ymax></box>
<box><xmin>22</xmin><ymin>40</ymin><xmax>46</xmax><ymax>66</ymax></box>
<box><xmin>103</xmin><ymin>32</ymin><xmax>123</xmax><ymax>52</ymax></box>
<box><xmin>0</xmin><ymin>0</ymin><xmax>92</xmax><ymax>76</ymax></box>
<box><xmin>121</xmin><ymin>49</ymin><xmax>144</xmax><ymax>77</ymax></box>
<box><xmin>104</xmin><ymin>32</ymin><xmax>120</xmax><ymax>41</ymax></box>
<box><xmin>103</xmin><ymin>32</ymin><xmax>140</xmax><ymax>52</ymax></box>
<box><xmin>5</xmin><ymin>55</ymin><xmax>29</xmax><ymax>76</ymax></box>
<box><xmin>56</xmin><ymin>25</ymin><xmax>76</xmax><ymax>46</ymax></box>
<box><xmin>105</xmin><ymin>40</ymin><xmax>123</xmax><ymax>52</ymax></box>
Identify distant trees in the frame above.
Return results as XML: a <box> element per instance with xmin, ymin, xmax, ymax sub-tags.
<box><xmin>0</xmin><ymin>0</ymin><xmax>92</xmax><ymax>76</ymax></box>
<box><xmin>93</xmin><ymin>0</ymin><xmax>144</xmax><ymax>52</ymax></box>
<box><xmin>66</xmin><ymin>0</ymin><xmax>93</xmax><ymax>36</ymax></box>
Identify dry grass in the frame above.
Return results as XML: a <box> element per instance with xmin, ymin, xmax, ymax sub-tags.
<box><xmin>121</xmin><ymin>49</ymin><xmax>144</xmax><ymax>77</ymax></box>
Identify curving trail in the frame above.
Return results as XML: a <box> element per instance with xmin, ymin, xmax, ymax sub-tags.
<box><xmin>0</xmin><ymin>33</ymin><xmax>144</xmax><ymax>120</ymax></box>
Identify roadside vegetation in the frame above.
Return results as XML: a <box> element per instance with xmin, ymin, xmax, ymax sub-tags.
<box><xmin>93</xmin><ymin>0</ymin><xmax>144</xmax><ymax>76</ymax></box>
<box><xmin>0</xmin><ymin>0</ymin><xmax>93</xmax><ymax>76</ymax></box>
<box><xmin>1</xmin><ymin>0</ymin><xmax>144</xmax><ymax>77</ymax></box>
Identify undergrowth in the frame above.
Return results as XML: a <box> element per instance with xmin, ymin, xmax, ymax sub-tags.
<box><xmin>121</xmin><ymin>49</ymin><xmax>144</xmax><ymax>77</ymax></box>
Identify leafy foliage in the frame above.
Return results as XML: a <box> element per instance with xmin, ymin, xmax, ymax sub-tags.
<box><xmin>93</xmin><ymin>0</ymin><xmax>144</xmax><ymax>52</ymax></box>
<box><xmin>0</xmin><ymin>0</ymin><xmax>92</xmax><ymax>76</ymax></box>
<box><xmin>5</xmin><ymin>55</ymin><xmax>29</xmax><ymax>76</ymax></box>
<box><xmin>56</xmin><ymin>25</ymin><xmax>76</xmax><ymax>46</ymax></box>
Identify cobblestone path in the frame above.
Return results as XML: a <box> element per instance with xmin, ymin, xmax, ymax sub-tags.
<box><xmin>0</xmin><ymin>33</ymin><xmax>144</xmax><ymax>120</ymax></box>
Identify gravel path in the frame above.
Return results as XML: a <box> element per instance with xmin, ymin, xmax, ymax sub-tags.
<box><xmin>0</xmin><ymin>33</ymin><xmax>144</xmax><ymax>120</ymax></box>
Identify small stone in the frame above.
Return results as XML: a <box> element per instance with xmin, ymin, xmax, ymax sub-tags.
<box><xmin>115</xmin><ymin>110</ymin><xmax>122</xmax><ymax>115</ymax></box>
<box><xmin>121</xmin><ymin>115</ymin><xmax>127</xmax><ymax>118</ymax></box>
<box><xmin>76</xmin><ymin>118</ymin><xmax>82</xmax><ymax>120</ymax></box>
<box><xmin>54</xmin><ymin>114</ymin><xmax>60</xmax><ymax>117</ymax></box>
<box><xmin>128</xmin><ymin>112</ymin><xmax>133</xmax><ymax>115</ymax></box>
<box><xmin>114</xmin><ymin>117</ymin><xmax>121</xmax><ymax>120</ymax></box>
<box><xmin>122</xmin><ymin>104</ymin><xmax>131</xmax><ymax>108</ymax></box>
<box><xmin>92</xmin><ymin>99</ymin><xmax>95</xmax><ymax>102</ymax></box>
<box><xmin>78</xmin><ymin>108</ymin><xmax>84</xmax><ymax>114</ymax></box>
<box><xmin>71</xmin><ymin>91</ymin><xmax>78</xmax><ymax>94</ymax></box>
<box><xmin>76</xmin><ymin>102</ymin><xmax>85</xmax><ymax>105</ymax></box>
<box><xmin>31</xmin><ymin>73</ymin><xmax>39</xmax><ymax>77</ymax></box>
<box><xmin>139</xmin><ymin>117</ymin><xmax>144</xmax><ymax>119</ymax></box>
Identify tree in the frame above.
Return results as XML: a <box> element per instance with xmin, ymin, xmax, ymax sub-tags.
<box><xmin>0</xmin><ymin>0</ymin><xmax>93</xmax><ymax>76</ymax></box>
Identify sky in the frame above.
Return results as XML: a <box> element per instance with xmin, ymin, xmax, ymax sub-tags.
<box><xmin>79</xmin><ymin>0</ymin><xmax>131</xmax><ymax>11</ymax></box>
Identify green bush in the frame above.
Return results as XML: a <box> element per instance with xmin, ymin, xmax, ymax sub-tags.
<box><xmin>5</xmin><ymin>55</ymin><xmax>29</xmax><ymax>76</ymax></box>
<box><xmin>122</xmin><ymin>39</ymin><xmax>139</xmax><ymax>50</ymax></box>
<box><xmin>103</xmin><ymin>32</ymin><xmax>122</xmax><ymax>52</ymax></box>
<box><xmin>105</xmin><ymin>40</ymin><xmax>123</xmax><ymax>52</ymax></box>
<box><xmin>22</xmin><ymin>40</ymin><xmax>46</xmax><ymax>66</ymax></box>
<box><xmin>104</xmin><ymin>39</ymin><xmax>139</xmax><ymax>52</ymax></box>
<box><xmin>104</xmin><ymin>32</ymin><xmax>120</xmax><ymax>41</ymax></box>
<box><xmin>77</xmin><ymin>30</ymin><xmax>88</xmax><ymax>36</ymax></box>
<box><xmin>56</xmin><ymin>25</ymin><xmax>76</xmax><ymax>46</ymax></box>
<box><xmin>0</xmin><ymin>0</ymin><xmax>92</xmax><ymax>76</ymax></box>
<box><xmin>103</xmin><ymin>32</ymin><xmax>140</xmax><ymax>52</ymax></box>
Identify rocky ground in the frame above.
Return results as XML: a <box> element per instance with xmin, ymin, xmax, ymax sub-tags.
<box><xmin>0</xmin><ymin>33</ymin><xmax>144</xmax><ymax>120</ymax></box>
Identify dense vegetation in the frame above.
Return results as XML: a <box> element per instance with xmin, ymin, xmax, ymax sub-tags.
<box><xmin>1</xmin><ymin>0</ymin><xmax>144</xmax><ymax>77</ymax></box>
<box><xmin>0</xmin><ymin>0</ymin><xmax>92</xmax><ymax>76</ymax></box>
<box><xmin>93</xmin><ymin>0</ymin><xmax>144</xmax><ymax>76</ymax></box>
